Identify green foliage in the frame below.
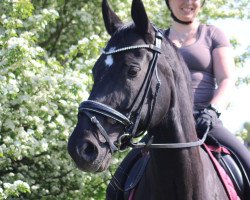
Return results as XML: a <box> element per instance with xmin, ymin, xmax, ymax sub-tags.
<box><xmin>236</xmin><ymin>122</ymin><xmax>250</xmax><ymax>150</ymax></box>
<box><xmin>244</xmin><ymin>122</ymin><xmax>250</xmax><ymax>140</ymax></box>
<box><xmin>0</xmin><ymin>0</ymin><xmax>249</xmax><ymax>199</ymax></box>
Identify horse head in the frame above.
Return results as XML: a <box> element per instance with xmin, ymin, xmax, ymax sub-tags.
<box><xmin>68</xmin><ymin>0</ymin><xmax>183</xmax><ymax>172</ymax></box>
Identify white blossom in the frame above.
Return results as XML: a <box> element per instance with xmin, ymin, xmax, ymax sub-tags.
<box><xmin>31</xmin><ymin>185</ymin><xmax>39</xmax><ymax>190</ymax></box>
<box><xmin>59</xmin><ymin>100</ymin><xmax>67</xmax><ymax>107</ymax></box>
<box><xmin>1</xmin><ymin>14</ymin><xmax>6</xmax><ymax>19</ymax></box>
<box><xmin>55</xmin><ymin>114</ymin><xmax>65</xmax><ymax>125</ymax></box>
<box><xmin>3</xmin><ymin>120</ymin><xmax>15</xmax><ymax>131</ymax></box>
<box><xmin>7</xmin><ymin>37</ymin><xmax>29</xmax><ymax>50</ymax></box>
<box><xmin>48</xmin><ymin>122</ymin><xmax>56</xmax><ymax>129</ymax></box>
<box><xmin>40</xmin><ymin>139</ymin><xmax>48</xmax><ymax>151</ymax></box>
<box><xmin>78</xmin><ymin>38</ymin><xmax>89</xmax><ymax>45</ymax></box>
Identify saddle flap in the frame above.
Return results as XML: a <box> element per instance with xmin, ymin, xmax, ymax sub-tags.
<box><xmin>220</xmin><ymin>154</ymin><xmax>244</xmax><ymax>198</ymax></box>
<box><xmin>220</xmin><ymin>149</ymin><xmax>250</xmax><ymax>200</ymax></box>
<box><xmin>124</xmin><ymin>154</ymin><xmax>149</xmax><ymax>192</ymax></box>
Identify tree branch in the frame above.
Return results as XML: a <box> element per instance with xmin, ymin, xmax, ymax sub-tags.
<box><xmin>38</xmin><ymin>0</ymin><xmax>71</xmax><ymax>52</ymax></box>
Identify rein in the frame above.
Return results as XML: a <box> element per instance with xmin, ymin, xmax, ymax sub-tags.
<box><xmin>78</xmin><ymin>29</ymin><xmax>208</xmax><ymax>153</ymax></box>
<box><xmin>130</xmin><ymin>127</ymin><xmax>209</xmax><ymax>149</ymax></box>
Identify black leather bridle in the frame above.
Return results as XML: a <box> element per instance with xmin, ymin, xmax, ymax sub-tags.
<box><xmin>78</xmin><ymin>30</ymin><xmax>208</xmax><ymax>153</ymax></box>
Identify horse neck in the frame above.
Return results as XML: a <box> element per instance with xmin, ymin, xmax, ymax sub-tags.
<box><xmin>147</xmin><ymin>101</ymin><xmax>205</xmax><ymax>199</ymax></box>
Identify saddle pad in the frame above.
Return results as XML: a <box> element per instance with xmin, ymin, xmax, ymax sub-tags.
<box><xmin>126</xmin><ymin>154</ymin><xmax>149</xmax><ymax>200</ymax></box>
<box><xmin>203</xmin><ymin>144</ymin><xmax>240</xmax><ymax>200</ymax></box>
<box><xmin>106</xmin><ymin>148</ymin><xmax>143</xmax><ymax>200</ymax></box>
<box><xmin>124</xmin><ymin>154</ymin><xmax>150</xmax><ymax>191</ymax></box>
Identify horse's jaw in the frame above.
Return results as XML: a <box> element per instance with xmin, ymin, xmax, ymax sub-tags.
<box><xmin>75</xmin><ymin>148</ymin><xmax>112</xmax><ymax>173</ymax></box>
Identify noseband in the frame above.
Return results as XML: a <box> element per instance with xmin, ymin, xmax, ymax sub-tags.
<box><xmin>78</xmin><ymin>29</ymin><xmax>208</xmax><ymax>153</ymax></box>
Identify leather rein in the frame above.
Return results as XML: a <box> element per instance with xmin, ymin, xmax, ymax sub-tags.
<box><xmin>78</xmin><ymin>29</ymin><xmax>208</xmax><ymax>153</ymax></box>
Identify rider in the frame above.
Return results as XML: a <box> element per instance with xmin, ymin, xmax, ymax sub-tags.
<box><xmin>164</xmin><ymin>0</ymin><xmax>250</xmax><ymax>195</ymax></box>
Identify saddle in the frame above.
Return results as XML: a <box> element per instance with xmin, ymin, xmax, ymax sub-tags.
<box><xmin>203</xmin><ymin>134</ymin><xmax>250</xmax><ymax>200</ymax></box>
<box><xmin>203</xmin><ymin>144</ymin><xmax>249</xmax><ymax>200</ymax></box>
<box><xmin>106</xmin><ymin>140</ymin><xmax>250</xmax><ymax>200</ymax></box>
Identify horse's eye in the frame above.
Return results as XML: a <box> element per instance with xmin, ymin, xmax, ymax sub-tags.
<box><xmin>128</xmin><ymin>66</ymin><xmax>141</xmax><ymax>77</ymax></box>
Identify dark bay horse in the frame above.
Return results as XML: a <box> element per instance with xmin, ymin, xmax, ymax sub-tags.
<box><xmin>68</xmin><ymin>0</ymin><xmax>229</xmax><ymax>199</ymax></box>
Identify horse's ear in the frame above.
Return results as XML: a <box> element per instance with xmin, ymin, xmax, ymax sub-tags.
<box><xmin>131</xmin><ymin>0</ymin><xmax>154</xmax><ymax>42</ymax></box>
<box><xmin>102</xmin><ymin>0</ymin><xmax>123</xmax><ymax>36</ymax></box>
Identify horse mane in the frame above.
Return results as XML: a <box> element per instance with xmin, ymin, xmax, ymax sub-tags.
<box><xmin>156</xmin><ymin>32</ymin><xmax>196</xmax><ymax>140</ymax></box>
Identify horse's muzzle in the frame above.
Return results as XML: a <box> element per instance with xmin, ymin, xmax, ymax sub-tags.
<box><xmin>75</xmin><ymin>140</ymin><xmax>98</xmax><ymax>163</ymax></box>
<box><xmin>68</xmin><ymin>131</ymin><xmax>111</xmax><ymax>172</ymax></box>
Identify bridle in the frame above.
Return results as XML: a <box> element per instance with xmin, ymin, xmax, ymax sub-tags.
<box><xmin>78</xmin><ymin>29</ymin><xmax>208</xmax><ymax>153</ymax></box>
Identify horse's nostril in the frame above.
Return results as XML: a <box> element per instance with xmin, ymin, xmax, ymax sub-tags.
<box><xmin>77</xmin><ymin>141</ymin><xmax>98</xmax><ymax>162</ymax></box>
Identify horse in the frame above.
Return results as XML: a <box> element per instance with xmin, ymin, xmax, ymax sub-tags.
<box><xmin>67</xmin><ymin>0</ymin><xmax>230</xmax><ymax>199</ymax></box>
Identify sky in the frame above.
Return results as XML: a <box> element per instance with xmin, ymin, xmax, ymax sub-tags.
<box><xmin>212</xmin><ymin>19</ymin><xmax>250</xmax><ymax>133</ymax></box>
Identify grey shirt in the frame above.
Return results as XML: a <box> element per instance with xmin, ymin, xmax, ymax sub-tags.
<box><xmin>166</xmin><ymin>25</ymin><xmax>231</xmax><ymax>107</ymax></box>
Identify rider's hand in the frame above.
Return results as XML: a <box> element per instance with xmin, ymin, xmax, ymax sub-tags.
<box><xmin>195</xmin><ymin>108</ymin><xmax>219</xmax><ymax>136</ymax></box>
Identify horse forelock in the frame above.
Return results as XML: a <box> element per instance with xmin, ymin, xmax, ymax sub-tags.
<box><xmin>95</xmin><ymin>22</ymin><xmax>152</xmax><ymax>80</ymax></box>
<box><xmin>101</xmin><ymin>23</ymin><xmax>135</xmax><ymax>68</ymax></box>
<box><xmin>105</xmin><ymin>22</ymin><xmax>143</xmax><ymax>48</ymax></box>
